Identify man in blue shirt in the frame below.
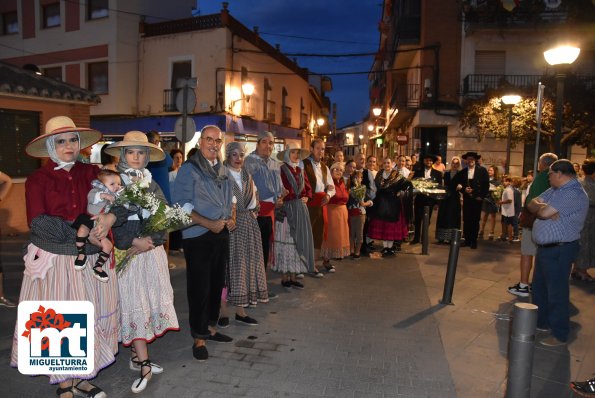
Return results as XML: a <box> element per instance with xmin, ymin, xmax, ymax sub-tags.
<box><xmin>173</xmin><ymin>125</ymin><xmax>236</xmax><ymax>361</ymax></box>
<box><xmin>529</xmin><ymin>159</ymin><xmax>589</xmax><ymax>346</ymax></box>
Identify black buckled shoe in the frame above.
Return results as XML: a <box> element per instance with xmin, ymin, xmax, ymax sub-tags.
<box><xmin>192</xmin><ymin>344</ymin><xmax>208</xmax><ymax>361</ymax></box>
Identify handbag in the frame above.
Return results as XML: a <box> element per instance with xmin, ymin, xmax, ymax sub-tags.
<box><xmin>519</xmin><ymin>206</ymin><xmax>536</xmax><ymax>229</ymax></box>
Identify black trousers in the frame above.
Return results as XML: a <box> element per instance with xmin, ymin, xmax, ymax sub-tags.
<box><xmin>182</xmin><ymin>230</ymin><xmax>229</xmax><ymax>339</ymax></box>
<box><xmin>462</xmin><ymin>197</ymin><xmax>483</xmax><ymax>245</ymax></box>
<box><xmin>257</xmin><ymin>215</ymin><xmax>273</xmax><ymax>268</ymax></box>
<box><xmin>413</xmin><ymin>196</ymin><xmax>434</xmax><ymax>242</ymax></box>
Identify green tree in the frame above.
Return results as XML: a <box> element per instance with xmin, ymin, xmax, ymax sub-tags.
<box><xmin>460</xmin><ymin>75</ymin><xmax>595</xmax><ymax>154</ymax></box>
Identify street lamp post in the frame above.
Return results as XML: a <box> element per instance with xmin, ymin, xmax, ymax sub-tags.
<box><xmin>501</xmin><ymin>94</ymin><xmax>521</xmax><ymax>175</ymax></box>
<box><xmin>544</xmin><ymin>45</ymin><xmax>580</xmax><ymax>158</ymax></box>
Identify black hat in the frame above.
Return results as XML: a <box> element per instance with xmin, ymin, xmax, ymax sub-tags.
<box><xmin>422</xmin><ymin>153</ymin><xmax>437</xmax><ymax>162</ymax></box>
<box><xmin>461</xmin><ymin>151</ymin><xmax>481</xmax><ymax>160</ymax></box>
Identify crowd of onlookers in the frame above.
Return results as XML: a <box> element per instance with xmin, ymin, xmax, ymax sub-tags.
<box><xmin>1</xmin><ymin>116</ymin><xmax>593</xmax><ymax>397</ymax></box>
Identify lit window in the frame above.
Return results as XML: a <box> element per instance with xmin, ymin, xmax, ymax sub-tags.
<box><xmin>88</xmin><ymin>62</ymin><xmax>108</xmax><ymax>94</ymax></box>
<box><xmin>43</xmin><ymin>66</ymin><xmax>63</xmax><ymax>81</ymax></box>
<box><xmin>42</xmin><ymin>3</ymin><xmax>60</xmax><ymax>29</ymax></box>
<box><xmin>87</xmin><ymin>0</ymin><xmax>108</xmax><ymax>20</ymax></box>
<box><xmin>1</xmin><ymin>11</ymin><xmax>18</xmax><ymax>35</ymax></box>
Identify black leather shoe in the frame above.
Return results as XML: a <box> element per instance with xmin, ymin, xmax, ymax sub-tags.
<box><xmin>470</xmin><ymin>241</ymin><xmax>477</xmax><ymax>249</ymax></box>
<box><xmin>207</xmin><ymin>332</ymin><xmax>233</xmax><ymax>343</ymax></box>
<box><xmin>192</xmin><ymin>344</ymin><xmax>208</xmax><ymax>361</ymax></box>
<box><xmin>409</xmin><ymin>240</ymin><xmax>420</xmax><ymax>245</ymax></box>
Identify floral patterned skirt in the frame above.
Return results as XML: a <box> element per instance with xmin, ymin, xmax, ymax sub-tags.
<box><xmin>117</xmin><ymin>246</ymin><xmax>179</xmax><ymax>345</ymax></box>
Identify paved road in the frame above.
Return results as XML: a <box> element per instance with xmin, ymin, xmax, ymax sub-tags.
<box><xmin>1</xmin><ymin>232</ymin><xmax>593</xmax><ymax>397</ymax></box>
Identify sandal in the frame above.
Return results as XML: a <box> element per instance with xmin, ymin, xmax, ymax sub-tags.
<box><xmin>92</xmin><ymin>251</ymin><xmax>110</xmax><ymax>283</ymax></box>
<box><xmin>73</xmin><ymin>380</ymin><xmax>107</xmax><ymax>398</ymax></box>
<box><xmin>130</xmin><ymin>346</ymin><xmax>163</xmax><ymax>374</ymax></box>
<box><xmin>56</xmin><ymin>381</ymin><xmax>74</xmax><ymax>398</ymax></box>
<box><xmin>131</xmin><ymin>359</ymin><xmax>152</xmax><ymax>393</ymax></box>
<box><xmin>74</xmin><ymin>237</ymin><xmax>88</xmax><ymax>270</ymax></box>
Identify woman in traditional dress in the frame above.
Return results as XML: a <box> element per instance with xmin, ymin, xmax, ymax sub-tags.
<box><xmin>479</xmin><ymin>165</ymin><xmax>501</xmax><ymax>240</ymax></box>
<box><xmin>106</xmin><ymin>131</ymin><xmax>179</xmax><ymax>393</ymax></box>
<box><xmin>11</xmin><ymin>116</ymin><xmax>118</xmax><ymax>398</ymax></box>
<box><xmin>367</xmin><ymin>157</ymin><xmax>413</xmax><ymax>257</ymax></box>
<box><xmin>320</xmin><ymin>162</ymin><xmax>350</xmax><ymax>270</ymax></box>
<box><xmin>271</xmin><ymin>143</ymin><xmax>314</xmax><ymax>289</ymax></box>
<box><xmin>222</xmin><ymin>142</ymin><xmax>269</xmax><ymax>325</ymax></box>
<box><xmin>435</xmin><ymin>156</ymin><xmax>462</xmax><ymax>243</ymax></box>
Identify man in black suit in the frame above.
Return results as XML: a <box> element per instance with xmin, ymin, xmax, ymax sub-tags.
<box><xmin>453</xmin><ymin>151</ymin><xmax>490</xmax><ymax>249</ymax></box>
<box><xmin>410</xmin><ymin>154</ymin><xmax>443</xmax><ymax>244</ymax></box>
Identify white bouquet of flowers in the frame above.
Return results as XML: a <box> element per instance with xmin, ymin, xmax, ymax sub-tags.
<box><xmin>412</xmin><ymin>178</ymin><xmax>447</xmax><ymax>197</ymax></box>
<box><xmin>113</xmin><ymin>180</ymin><xmax>192</xmax><ymax>273</ymax></box>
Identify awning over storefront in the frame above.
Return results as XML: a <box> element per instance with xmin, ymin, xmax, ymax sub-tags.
<box><xmin>91</xmin><ymin>114</ymin><xmax>303</xmax><ymax>140</ymax></box>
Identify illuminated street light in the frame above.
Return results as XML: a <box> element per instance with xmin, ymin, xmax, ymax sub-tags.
<box><xmin>367</xmin><ymin>124</ymin><xmax>374</xmax><ymax>132</ymax></box>
<box><xmin>316</xmin><ymin>117</ymin><xmax>325</xmax><ymax>127</ymax></box>
<box><xmin>544</xmin><ymin>45</ymin><xmax>580</xmax><ymax>157</ymax></box>
<box><xmin>372</xmin><ymin>107</ymin><xmax>382</xmax><ymax>117</ymax></box>
<box><xmin>501</xmin><ymin>94</ymin><xmax>521</xmax><ymax>174</ymax></box>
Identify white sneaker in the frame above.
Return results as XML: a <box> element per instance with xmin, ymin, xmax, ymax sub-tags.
<box><xmin>296</xmin><ymin>273</ymin><xmax>304</xmax><ymax>279</ymax></box>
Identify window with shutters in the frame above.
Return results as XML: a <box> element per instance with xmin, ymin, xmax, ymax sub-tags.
<box><xmin>88</xmin><ymin>61</ymin><xmax>108</xmax><ymax>94</ymax></box>
<box><xmin>0</xmin><ymin>109</ymin><xmax>40</xmax><ymax>177</ymax></box>
<box><xmin>42</xmin><ymin>2</ymin><xmax>60</xmax><ymax>29</ymax></box>
<box><xmin>1</xmin><ymin>11</ymin><xmax>18</xmax><ymax>35</ymax></box>
<box><xmin>474</xmin><ymin>51</ymin><xmax>506</xmax><ymax>75</ymax></box>
<box><xmin>170</xmin><ymin>61</ymin><xmax>191</xmax><ymax>89</ymax></box>
<box><xmin>87</xmin><ymin>0</ymin><xmax>108</xmax><ymax>20</ymax></box>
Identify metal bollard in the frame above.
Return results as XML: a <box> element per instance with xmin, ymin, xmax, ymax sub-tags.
<box><xmin>421</xmin><ymin>205</ymin><xmax>430</xmax><ymax>255</ymax></box>
<box><xmin>439</xmin><ymin>229</ymin><xmax>461</xmax><ymax>305</ymax></box>
<box><xmin>506</xmin><ymin>303</ymin><xmax>538</xmax><ymax>398</ymax></box>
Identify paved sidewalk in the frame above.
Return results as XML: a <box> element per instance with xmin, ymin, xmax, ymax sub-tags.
<box><xmin>0</xmin><ymin>232</ymin><xmax>593</xmax><ymax>397</ymax></box>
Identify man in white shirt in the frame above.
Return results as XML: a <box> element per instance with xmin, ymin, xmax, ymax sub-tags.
<box><xmin>355</xmin><ymin>153</ymin><xmax>377</xmax><ymax>255</ymax></box>
<box><xmin>302</xmin><ymin>139</ymin><xmax>335</xmax><ymax>276</ymax></box>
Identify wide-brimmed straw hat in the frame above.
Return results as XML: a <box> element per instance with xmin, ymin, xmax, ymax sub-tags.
<box><xmin>25</xmin><ymin>116</ymin><xmax>102</xmax><ymax>158</ymax></box>
<box><xmin>461</xmin><ymin>151</ymin><xmax>481</xmax><ymax>160</ymax></box>
<box><xmin>276</xmin><ymin>142</ymin><xmax>309</xmax><ymax>161</ymax></box>
<box><xmin>105</xmin><ymin>131</ymin><xmax>165</xmax><ymax>161</ymax></box>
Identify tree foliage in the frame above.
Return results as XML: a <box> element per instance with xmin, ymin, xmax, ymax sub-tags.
<box><xmin>460</xmin><ymin>75</ymin><xmax>595</xmax><ymax>152</ymax></box>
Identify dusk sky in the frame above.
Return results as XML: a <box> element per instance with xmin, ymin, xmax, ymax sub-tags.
<box><xmin>197</xmin><ymin>0</ymin><xmax>382</xmax><ymax>128</ymax></box>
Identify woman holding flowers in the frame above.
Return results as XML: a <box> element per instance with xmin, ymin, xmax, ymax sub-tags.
<box><xmin>222</xmin><ymin>142</ymin><xmax>269</xmax><ymax>325</ymax></box>
<box><xmin>11</xmin><ymin>116</ymin><xmax>118</xmax><ymax>398</ymax></box>
<box><xmin>368</xmin><ymin>157</ymin><xmax>413</xmax><ymax>256</ymax></box>
<box><xmin>106</xmin><ymin>131</ymin><xmax>179</xmax><ymax>394</ymax></box>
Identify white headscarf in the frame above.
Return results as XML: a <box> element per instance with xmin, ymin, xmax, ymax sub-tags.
<box><xmin>45</xmin><ymin>132</ymin><xmax>81</xmax><ymax>170</ymax></box>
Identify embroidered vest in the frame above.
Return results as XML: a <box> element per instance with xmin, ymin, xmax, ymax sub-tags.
<box><xmin>303</xmin><ymin>158</ymin><xmax>328</xmax><ymax>193</ymax></box>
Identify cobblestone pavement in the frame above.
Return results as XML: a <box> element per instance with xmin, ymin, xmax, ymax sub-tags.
<box><xmin>1</xmin><ymin>231</ymin><xmax>593</xmax><ymax>397</ymax></box>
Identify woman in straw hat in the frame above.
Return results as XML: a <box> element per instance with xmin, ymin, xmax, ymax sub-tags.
<box><xmin>105</xmin><ymin>131</ymin><xmax>179</xmax><ymax>393</ymax></box>
<box><xmin>271</xmin><ymin>142</ymin><xmax>315</xmax><ymax>289</ymax></box>
<box><xmin>10</xmin><ymin>116</ymin><xmax>118</xmax><ymax>398</ymax></box>
<box><xmin>320</xmin><ymin>162</ymin><xmax>351</xmax><ymax>269</ymax></box>
<box><xmin>219</xmin><ymin>142</ymin><xmax>269</xmax><ymax>326</ymax></box>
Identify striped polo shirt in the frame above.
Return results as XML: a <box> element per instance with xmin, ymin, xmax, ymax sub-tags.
<box><xmin>532</xmin><ymin>178</ymin><xmax>589</xmax><ymax>245</ymax></box>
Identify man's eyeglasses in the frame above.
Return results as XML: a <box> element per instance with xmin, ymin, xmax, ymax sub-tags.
<box><xmin>202</xmin><ymin>136</ymin><xmax>223</xmax><ymax>145</ymax></box>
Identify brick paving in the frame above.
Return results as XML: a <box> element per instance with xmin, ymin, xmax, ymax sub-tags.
<box><xmin>1</xmin><ymin>231</ymin><xmax>593</xmax><ymax>397</ymax></box>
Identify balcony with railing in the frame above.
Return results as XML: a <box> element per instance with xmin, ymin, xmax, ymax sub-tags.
<box><xmin>462</xmin><ymin>0</ymin><xmax>595</xmax><ymax>30</ymax></box>
<box><xmin>281</xmin><ymin>106</ymin><xmax>292</xmax><ymax>126</ymax></box>
<box><xmin>389</xmin><ymin>83</ymin><xmax>421</xmax><ymax>110</ymax></box>
<box><xmin>462</xmin><ymin>74</ymin><xmax>542</xmax><ymax>95</ymax></box>
<box><xmin>300</xmin><ymin>112</ymin><xmax>308</xmax><ymax>129</ymax></box>
<box><xmin>163</xmin><ymin>88</ymin><xmax>179</xmax><ymax>112</ymax></box>
<box><xmin>265</xmin><ymin>100</ymin><xmax>276</xmax><ymax>122</ymax></box>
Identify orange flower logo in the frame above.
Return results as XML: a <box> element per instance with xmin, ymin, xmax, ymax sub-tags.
<box><xmin>21</xmin><ymin>305</ymin><xmax>72</xmax><ymax>350</ymax></box>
